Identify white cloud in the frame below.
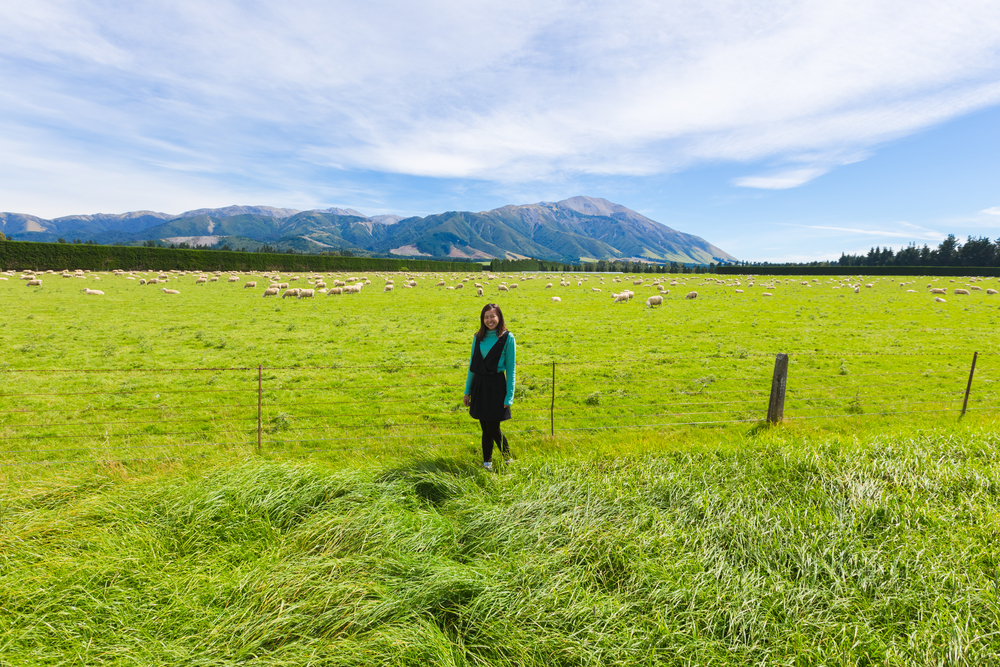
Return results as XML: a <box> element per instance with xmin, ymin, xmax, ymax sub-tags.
<box><xmin>733</xmin><ymin>168</ymin><xmax>831</xmax><ymax>189</ymax></box>
<box><xmin>1</xmin><ymin>0</ymin><xmax>1000</xmax><ymax>208</ymax></box>
<box><xmin>983</xmin><ymin>207</ymin><xmax>1000</xmax><ymax>215</ymax></box>
<box><xmin>778</xmin><ymin>223</ymin><xmax>944</xmax><ymax>241</ymax></box>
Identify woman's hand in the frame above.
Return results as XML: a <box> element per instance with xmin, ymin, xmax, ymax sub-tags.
<box><xmin>463</xmin><ymin>394</ymin><xmax>471</xmax><ymax>407</ymax></box>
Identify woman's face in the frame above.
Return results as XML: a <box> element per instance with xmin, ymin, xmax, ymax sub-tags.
<box><xmin>483</xmin><ymin>309</ymin><xmax>499</xmax><ymax>330</ymax></box>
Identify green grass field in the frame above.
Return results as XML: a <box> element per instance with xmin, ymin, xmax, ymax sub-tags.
<box><xmin>2</xmin><ymin>269</ymin><xmax>999</xmax><ymax>665</ymax></box>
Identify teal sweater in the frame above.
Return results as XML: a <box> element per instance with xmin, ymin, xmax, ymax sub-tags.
<box><xmin>464</xmin><ymin>330</ymin><xmax>516</xmax><ymax>406</ymax></box>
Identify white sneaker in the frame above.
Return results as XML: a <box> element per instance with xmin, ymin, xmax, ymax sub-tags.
<box><xmin>483</xmin><ymin>461</ymin><xmax>493</xmax><ymax>471</ymax></box>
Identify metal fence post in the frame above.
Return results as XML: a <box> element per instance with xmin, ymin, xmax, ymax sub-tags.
<box><xmin>550</xmin><ymin>361</ymin><xmax>556</xmax><ymax>436</ymax></box>
<box><xmin>961</xmin><ymin>351</ymin><xmax>978</xmax><ymax>418</ymax></box>
<box><xmin>257</xmin><ymin>365</ymin><xmax>263</xmax><ymax>454</ymax></box>
<box><xmin>767</xmin><ymin>353</ymin><xmax>789</xmax><ymax>424</ymax></box>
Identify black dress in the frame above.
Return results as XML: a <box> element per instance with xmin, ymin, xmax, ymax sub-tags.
<box><xmin>469</xmin><ymin>332</ymin><xmax>512</xmax><ymax>422</ymax></box>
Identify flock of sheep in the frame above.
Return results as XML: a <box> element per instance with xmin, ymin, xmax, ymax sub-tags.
<box><xmin>5</xmin><ymin>268</ymin><xmax>999</xmax><ymax>309</ymax></box>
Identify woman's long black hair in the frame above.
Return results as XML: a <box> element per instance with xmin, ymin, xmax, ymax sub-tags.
<box><xmin>476</xmin><ymin>303</ymin><xmax>508</xmax><ymax>342</ymax></box>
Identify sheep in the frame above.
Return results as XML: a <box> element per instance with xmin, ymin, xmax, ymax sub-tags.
<box><xmin>436</xmin><ymin>280</ymin><xmax>446</xmax><ymax>286</ymax></box>
<box><xmin>455</xmin><ymin>283</ymin><xmax>464</xmax><ymax>289</ymax></box>
<box><xmin>195</xmin><ymin>277</ymin><xmax>207</xmax><ymax>284</ymax></box>
<box><xmin>327</xmin><ymin>287</ymin><xmax>343</xmax><ymax>295</ymax></box>
<box><xmin>158</xmin><ymin>274</ymin><xmax>169</xmax><ymax>280</ymax></box>
<box><xmin>646</xmin><ymin>295</ymin><xmax>663</xmax><ymax>308</ymax></box>
<box><xmin>954</xmin><ymin>289</ymin><xmax>970</xmax><ymax>295</ymax></box>
<box><xmin>477</xmin><ymin>288</ymin><xmax>483</xmax><ymax>297</ymax></box>
<box><xmin>633</xmin><ymin>279</ymin><xmax>643</xmax><ymax>285</ymax></box>
<box><xmin>935</xmin><ymin>297</ymin><xmax>947</xmax><ymax>303</ymax></box>
<box><xmin>987</xmin><ymin>289</ymin><xmax>998</xmax><ymax>295</ymax></box>
<box><xmin>545</xmin><ymin>283</ymin><xmax>553</xmax><ymax>288</ymax></box>
<box><xmin>228</xmin><ymin>276</ymin><xmax>239</xmax><ymax>282</ymax></box>
<box><xmin>906</xmin><ymin>289</ymin><xmax>916</xmax><ymax>293</ymax></box>
<box><xmin>384</xmin><ymin>284</ymin><xmax>394</xmax><ymax>292</ymax></box>
<box><xmin>971</xmin><ymin>286</ymin><xmax>982</xmax><ymax>291</ymax></box>
<box><xmin>160</xmin><ymin>288</ymin><xmax>180</xmax><ymax>294</ymax></box>
<box><xmin>551</xmin><ymin>296</ymin><xmax>561</xmax><ymax>302</ymax></box>
<box><xmin>262</xmin><ymin>287</ymin><xmax>279</xmax><ymax>297</ymax></box>
<box><xmin>509</xmin><ymin>283</ymin><xmax>517</xmax><ymax>289</ymax></box>
<box><xmin>298</xmin><ymin>289</ymin><xmax>315</xmax><ymax>299</ymax></box>
<box><xmin>282</xmin><ymin>289</ymin><xmax>300</xmax><ymax>298</ymax></box>
<box><xmin>26</xmin><ymin>279</ymin><xmax>42</xmax><ymax>286</ymax></box>
<box><xmin>315</xmin><ymin>282</ymin><xmax>327</xmax><ymax>290</ymax></box>
<box><xmin>209</xmin><ymin>276</ymin><xmax>219</xmax><ymax>282</ymax></box>
<box><xmin>278</xmin><ymin>282</ymin><xmax>289</xmax><ymax>289</ymax></box>
<box><xmin>498</xmin><ymin>285</ymin><xmax>509</xmax><ymax>292</ymax></box>
<box><xmin>614</xmin><ymin>292</ymin><xmax>629</xmax><ymax>303</ymax></box>
<box><xmin>735</xmin><ymin>289</ymin><xmax>744</xmax><ymax>293</ymax></box>
<box><xmin>592</xmin><ymin>288</ymin><xmax>601</xmax><ymax>292</ymax></box>
<box><xmin>762</xmin><ymin>292</ymin><xmax>773</xmax><ymax>297</ymax></box>
<box><xmin>685</xmin><ymin>291</ymin><xmax>697</xmax><ymax>299</ymax></box>
<box><xmin>289</xmin><ymin>276</ymin><xmax>299</xmax><ymax>282</ymax></box>
<box><xmin>854</xmin><ymin>287</ymin><xmax>860</xmax><ymax>293</ymax></box>
<box><xmin>929</xmin><ymin>288</ymin><xmax>947</xmax><ymax>294</ymax></box>
<box><xmin>244</xmin><ymin>281</ymin><xmax>257</xmax><ymax>288</ymax></box>
<box><xmin>83</xmin><ymin>288</ymin><xmax>104</xmax><ymax>295</ymax></box>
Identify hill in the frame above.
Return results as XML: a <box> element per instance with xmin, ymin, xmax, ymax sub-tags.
<box><xmin>1</xmin><ymin>197</ymin><xmax>737</xmax><ymax>264</ymax></box>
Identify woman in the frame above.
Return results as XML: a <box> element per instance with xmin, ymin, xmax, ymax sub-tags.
<box><xmin>463</xmin><ymin>303</ymin><xmax>516</xmax><ymax>471</ymax></box>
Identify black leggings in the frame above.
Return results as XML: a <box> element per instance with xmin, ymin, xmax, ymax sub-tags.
<box><xmin>480</xmin><ymin>420</ymin><xmax>510</xmax><ymax>463</ymax></box>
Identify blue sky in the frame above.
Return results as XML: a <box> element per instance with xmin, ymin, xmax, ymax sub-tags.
<box><xmin>2</xmin><ymin>0</ymin><xmax>999</xmax><ymax>262</ymax></box>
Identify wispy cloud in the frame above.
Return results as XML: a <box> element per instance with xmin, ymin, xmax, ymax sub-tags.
<box><xmin>983</xmin><ymin>207</ymin><xmax>1000</xmax><ymax>215</ymax></box>
<box><xmin>778</xmin><ymin>222</ymin><xmax>944</xmax><ymax>241</ymax></box>
<box><xmin>1</xmin><ymin>0</ymin><xmax>1000</xmax><ymax>214</ymax></box>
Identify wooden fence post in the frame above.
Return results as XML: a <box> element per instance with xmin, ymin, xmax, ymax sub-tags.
<box><xmin>550</xmin><ymin>361</ymin><xmax>556</xmax><ymax>437</ymax></box>
<box><xmin>767</xmin><ymin>353</ymin><xmax>789</xmax><ymax>424</ymax></box>
<box><xmin>257</xmin><ymin>365</ymin><xmax>263</xmax><ymax>454</ymax></box>
<box><xmin>961</xmin><ymin>351</ymin><xmax>978</xmax><ymax>418</ymax></box>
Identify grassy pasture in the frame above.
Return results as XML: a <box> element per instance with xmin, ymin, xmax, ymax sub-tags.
<box><xmin>2</xmin><ymin>269</ymin><xmax>1000</xmax><ymax>665</ymax></box>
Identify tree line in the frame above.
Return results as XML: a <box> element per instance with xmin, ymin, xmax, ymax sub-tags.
<box><xmin>836</xmin><ymin>235</ymin><xmax>999</xmax><ymax>268</ymax></box>
<box><xmin>489</xmin><ymin>257</ymin><xmax>719</xmax><ymax>273</ymax></box>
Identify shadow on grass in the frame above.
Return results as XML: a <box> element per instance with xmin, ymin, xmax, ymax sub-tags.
<box><xmin>744</xmin><ymin>420</ymin><xmax>774</xmax><ymax>438</ymax></box>
<box><xmin>375</xmin><ymin>456</ymin><xmax>485</xmax><ymax>507</ymax></box>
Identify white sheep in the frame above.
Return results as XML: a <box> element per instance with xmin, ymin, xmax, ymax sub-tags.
<box><xmin>327</xmin><ymin>287</ymin><xmax>343</xmax><ymax>295</ymax></box>
<box><xmin>228</xmin><ymin>276</ymin><xmax>239</xmax><ymax>282</ymax></box>
<box><xmin>930</xmin><ymin>288</ymin><xmax>947</xmax><ymax>294</ymax></box>
<box><xmin>685</xmin><ymin>291</ymin><xmax>697</xmax><ymax>299</ymax></box>
<box><xmin>262</xmin><ymin>287</ymin><xmax>280</xmax><ymax>297</ymax></box>
<box><xmin>954</xmin><ymin>288</ymin><xmax>970</xmax><ymax>295</ymax></box>
<box><xmin>26</xmin><ymin>279</ymin><xmax>42</xmax><ymax>287</ymax></box>
<box><xmin>762</xmin><ymin>292</ymin><xmax>773</xmax><ymax>297</ymax></box>
<box><xmin>646</xmin><ymin>295</ymin><xmax>663</xmax><ymax>308</ymax></box>
<box><xmin>195</xmin><ymin>277</ymin><xmax>207</xmax><ymax>284</ymax></box>
<box><xmin>244</xmin><ymin>281</ymin><xmax>257</xmax><ymax>288</ymax></box>
<box><xmin>384</xmin><ymin>284</ymin><xmax>394</xmax><ymax>292</ymax></box>
<box><xmin>498</xmin><ymin>285</ymin><xmax>508</xmax><ymax>292</ymax></box>
<box><xmin>735</xmin><ymin>289</ymin><xmax>744</xmax><ymax>293</ymax></box>
<box><xmin>545</xmin><ymin>283</ymin><xmax>553</xmax><ymax>288</ymax></box>
<box><xmin>935</xmin><ymin>297</ymin><xmax>947</xmax><ymax>303</ymax></box>
<box><xmin>551</xmin><ymin>296</ymin><xmax>561</xmax><ymax>302</ymax></box>
<box><xmin>477</xmin><ymin>288</ymin><xmax>483</xmax><ymax>297</ymax></box>
<box><xmin>282</xmin><ymin>288</ymin><xmax>300</xmax><ymax>298</ymax></box>
<box><xmin>987</xmin><ymin>289</ymin><xmax>998</xmax><ymax>295</ymax></box>
<box><xmin>613</xmin><ymin>292</ymin><xmax>629</xmax><ymax>303</ymax></box>
<box><xmin>592</xmin><ymin>288</ymin><xmax>601</xmax><ymax>292</ymax></box>
<box><xmin>298</xmin><ymin>289</ymin><xmax>315</xmax><ymax>299</ymax></box>
<box><xmin>83</xmin><ymin>288</ymin><xmax>104</xmax><ymax>295</ymax></box>
<box><xmin>161</xmin><ymin>288</ymin><xmax>179</xmax><ymax>294</ymax></box>
<box><xmin>455</xmin><ymin>283</ymin><xmax>464</xmax><ymax>289</ymax></box>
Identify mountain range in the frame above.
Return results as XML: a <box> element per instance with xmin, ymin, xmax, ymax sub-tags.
<box><xmin>0</xmin><ymin>197</ymin><xmax>736</xmax><ymax>265</ymax></box>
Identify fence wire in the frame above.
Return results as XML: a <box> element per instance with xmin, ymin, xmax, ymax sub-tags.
<box><xmin>0</xmin><ymin>352</ymin><xmax>994</xmax><ymax>468</ymax></box>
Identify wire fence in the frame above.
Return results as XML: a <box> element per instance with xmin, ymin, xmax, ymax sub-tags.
<box><xmin>1</xmin><ymin>351</ymin><xmax>996</xmax><ymax>468</ymax></box>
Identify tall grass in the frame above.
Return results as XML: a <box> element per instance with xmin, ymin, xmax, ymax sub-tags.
<box><xmin>3</xmin><ymin>426</ymin><xmax>999</xmax><ymax>665</ymax></box>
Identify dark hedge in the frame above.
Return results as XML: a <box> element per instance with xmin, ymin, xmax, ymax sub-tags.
<box><xmin>0</xmin><ymin>241</ymin><xmax>485</xmax><ymax>273</ymax></box>
<box><xmin>715</xmin><ymin>265</ymin><xmax>1000</xmax><ymax>277</ymax></box>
